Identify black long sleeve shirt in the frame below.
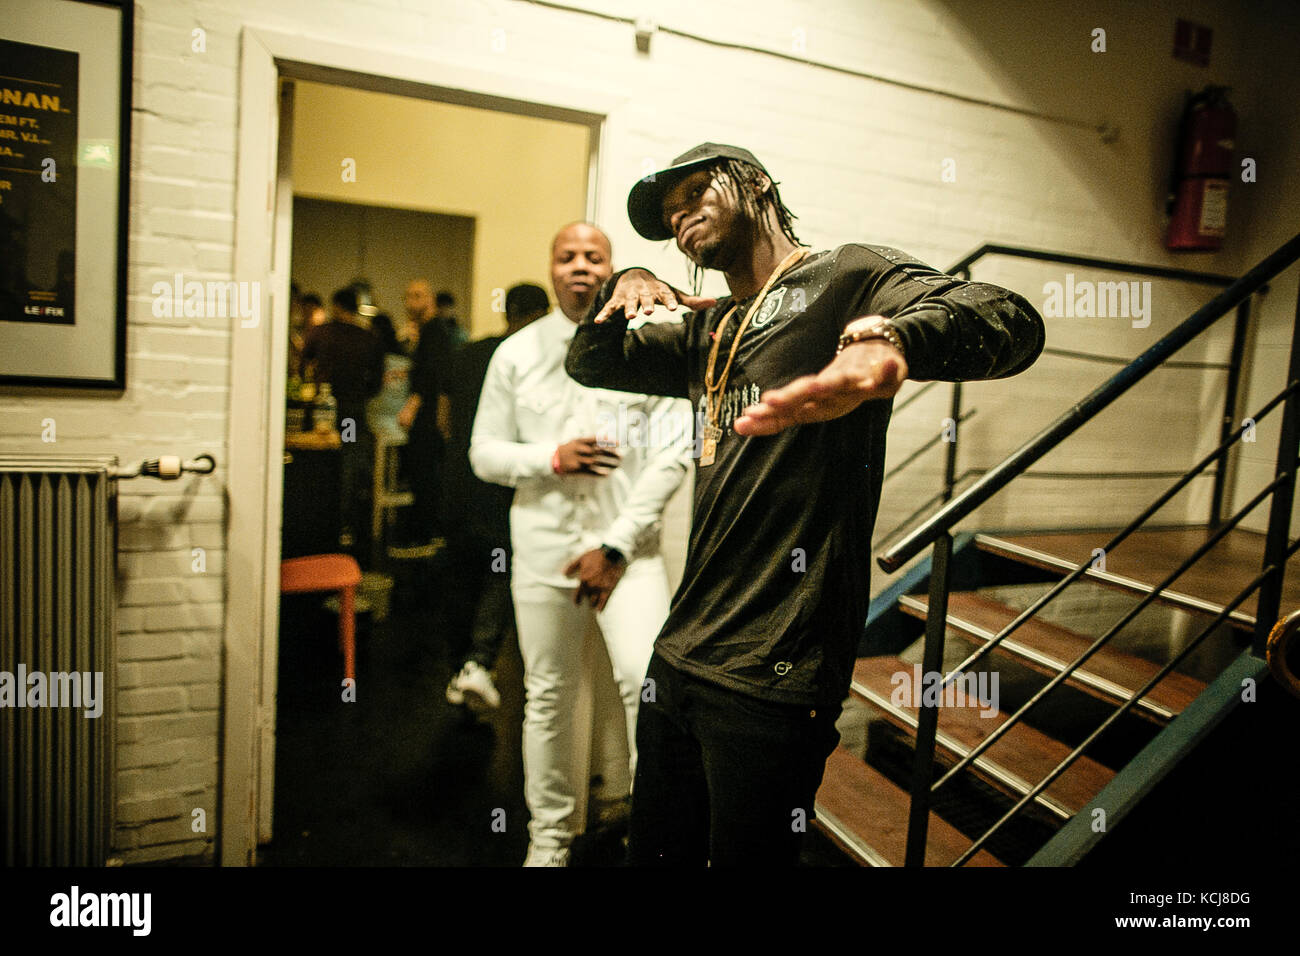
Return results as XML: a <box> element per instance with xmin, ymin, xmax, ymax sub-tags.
<box><xmin>566</xmin><ymin>243</ymin><xmax>1045</xmax><ymax>706</ymax></box>
<box><xmin>300</xmin><ymin>319</ymin><xmax>385</xmax><ymax>428</ymax></box>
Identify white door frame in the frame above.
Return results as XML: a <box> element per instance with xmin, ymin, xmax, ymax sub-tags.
<box><xmin>224</xmin><ymin>24</ymin><xmax>620</xmax><ymax>865</ymax></box>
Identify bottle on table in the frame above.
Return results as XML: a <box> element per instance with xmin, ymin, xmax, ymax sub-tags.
<box><xmin>299</xmin><ymin>369</ymin><xmax>317</xmax><ymax>432</ymax></box>
<box><xmin>316</xmin><ymin>382</ymin><xmax>337</xmax><ymax>434</ymax></box>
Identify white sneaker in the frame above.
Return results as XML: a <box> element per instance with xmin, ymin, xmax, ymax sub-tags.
<box><xmin>456</xmin><ymin>661</ymin><xmax>500</xmax><ymax>713</ymax></box>
<box><xmin>523</xmin><ymin>843</ymin><xmax>570</xmax><ymax>867</ymax></box>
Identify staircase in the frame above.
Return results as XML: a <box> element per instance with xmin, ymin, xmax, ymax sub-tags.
<box><xmin>811</xmin><ymin>232</ymin><xmax>1300</xmax><ymax>867</ymax></box>
<box><xmin>812</xmin><ymin>528</ymin><xmax>1284</xmax><ymax>866</ymax></box>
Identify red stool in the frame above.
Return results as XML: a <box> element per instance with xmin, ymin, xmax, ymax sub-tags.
<box><xmin>280</xmin><ymin>554</ymin><xmax>362</xmax><ymax>682</ymax></box>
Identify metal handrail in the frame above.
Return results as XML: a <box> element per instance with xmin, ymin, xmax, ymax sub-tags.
<box><xmin>890</xmin><ymin>233</ymin><xmax>1300</xmax><ymax>867</ymax></box>
<box><xmin>937</xmin><ymin>385</ymin><xmax>1298</xmax><ymax>684</ymax></box>
<box><xmin>935</xmin><ymin>466</ymin><xmax>1292</xmax><ymax>794</ymax></box>
<box><xmin>892</xmin><ymin>379</ymin><xmax>940</xmax><ymax>415</ymax></box>
<box><xmin>884</xmin><ymin>244</ymin><xmax>1256</xmax><ymax>563</ymax></box>
<box><xmin>946</xmin><ymin>243</ymin><xmax>1238</xmax><ymax>287</ymax></box>
<box><xmin>874</xmin><ymin>468</ymin><xmax>982</xmax><ymax>555</ymax></box>
<box><xmin>882</xmin><ymin>232</ymin><xmax>1300</xmax><ymax>574</ymax></box>
<box><xmin>953</xmin><ymin>534</ymin><xmax>1300</xmax><ymax>866</ymax></box>
<box><xmin>883</xmin><ymin>410</ymin><xmax>977</xmax><ymax>483</ymax></box>
<box><xmin>1041</xmin><ymin>345</ymin><xmax>1231</xmax><ymax>370</ymax></box>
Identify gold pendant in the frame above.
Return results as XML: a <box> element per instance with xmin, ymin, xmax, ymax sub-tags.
<box><xmin>699</xmin><ymin>423</ymin><xmax>723</xmax><ymax>467</ymax></box>
<box><xmin>699</xmin><ymin>437</ymin><xmax>716</xmax><ymax>466</ymax></box>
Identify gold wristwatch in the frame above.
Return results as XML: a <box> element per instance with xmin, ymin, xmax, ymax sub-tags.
<box><xmin>836</xmin><ymin>317</ymin><xmax>905</xmax><ymax>358</ymax></box>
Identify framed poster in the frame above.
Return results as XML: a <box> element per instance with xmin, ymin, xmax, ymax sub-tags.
<box><xmin>0</xmin><ymin>0</ymin><xmax>132</xmax><ymax>390</ymax></box>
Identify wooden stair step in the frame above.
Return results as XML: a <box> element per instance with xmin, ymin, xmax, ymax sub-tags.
<box><xmin>973</xmin><ymin>533</ymin><xmax>1256</xmax><ymax>630</ymax></box>
<box><xmin>899</xmin><ymin>592</ymin><xmax>1206</xmax><ymax>721</ymax></box>
<box><xmin>851</xmin><ymin>656</ymin><xmax>1116</xmax><ymax>820</ymax></box>
<box><xmin>815</xmin><ymin>745</ymin><xmax>1003</xmax><ymax>866</ymax></box>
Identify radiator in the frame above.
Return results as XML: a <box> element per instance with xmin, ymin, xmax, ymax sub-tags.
<box><xmin>1</xmin><ymin>456</ymin><xmax>117</xmax><ymax>866</ymax></box>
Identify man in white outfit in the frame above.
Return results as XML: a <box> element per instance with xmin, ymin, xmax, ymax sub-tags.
<box><xmin>469</xmin><ymin>222</ymin><xmax>692</xmax><ymax>866</ymax></box>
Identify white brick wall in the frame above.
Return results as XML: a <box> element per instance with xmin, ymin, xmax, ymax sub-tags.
<box><xmin>0</xmin><ymin>0</ymin><xmax>1295</xmax><ymax>863</ymax></box>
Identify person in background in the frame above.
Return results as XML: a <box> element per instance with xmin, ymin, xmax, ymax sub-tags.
<box><xmin>366</xmin><ymin>310</ymin><xmax>413</xmax><ymax>441</ymax></box>
<box><xmin>442</xmin><ymin>283</ymin><xmax>550</xmax><ymax>713</ymax></box>
<box><xmin>302</xmin><ymin>292</ymin><xmax>327</xmax><ymax>328</ymax></box>
<box><xmin>435</xmin><ymin>290</ymin><xmax>468</xmax><ymax>347</ymax></box>
<box><xmin>401</xmin><ymin>278</ymin><xmax>436</xmax><ymax>353</ymax></box>
<box><xmin>301</xmin><ymin>286</ymin><xmax>386</xmax><ymax>556</ymax></box>
<box><xmin>287</xmin><ymin>281</ymin><xmax>306</xmax><ymax>377</ymax></box>
<box><xmin>370</xmin><ymin>312</ymin><xmax>402</xmax><ymax>356</ymax></box>
<box><xmin>395</xmin><ymin>278</ymin><xmax>455</xmax><ymax>553</ymax></box>
<box><xmin>351</xmin><ymin>278</ymin><xmax>397</xmax><ymax>337</ymax></box>
<box><xmin>470</xmin><ymin>223</ymin><xmax>692</xmax><ymax>866</ymax></box>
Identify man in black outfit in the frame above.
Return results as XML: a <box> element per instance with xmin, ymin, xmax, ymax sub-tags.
<box><xmin>300</xmin><ymin>286</ymin><xmax>385</xmax><ymax>555</ymax></box>
<box><xmin>565</xmin><ymin>143</ymin><xmax>1046</xmax><ymax>865</ymax></box>
<box><xmin>441</xmin><ymin>283</ymin><xmax>550</xmax><ymax>711</ymax></box>
<box><xmin>397</xmin><ymin>281</ymin><xmax>455</xmax><ymax>550</ymax></box>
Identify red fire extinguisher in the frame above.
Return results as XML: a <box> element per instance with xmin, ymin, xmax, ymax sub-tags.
<box><xmin>1165</xmin><ymin>85</ymin><xmax>1236</xmax><ymax>252</ymax></box>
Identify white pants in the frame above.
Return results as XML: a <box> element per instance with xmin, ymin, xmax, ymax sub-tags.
<box><xmin>512</xmin><ymin>554</ymin><xmax>669</xmax><ymax>849</ymax></box>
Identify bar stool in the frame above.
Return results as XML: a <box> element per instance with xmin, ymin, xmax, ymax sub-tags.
<box><xmin>280</xmin><ymin>554</ymin><xmax>362</xmax><ymax>682</ymax></box>
<box><xmin>370</xmin><ymin>428</ymin><xmax>413</xmax><ymax>566</ymax></box>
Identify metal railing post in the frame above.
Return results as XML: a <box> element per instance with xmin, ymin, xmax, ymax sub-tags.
<box><xmin>903</xmin><ymin>531</ymin><xmax>952</xmax><ymax>867</ymax></box>
<box><xmin>1212</xmin><ymin>297</ymin><xmax>1253</xmax><ymax>527</ymax></box>
<box><xmin>942</xmin><ymin>267</ymin><xmax>971</xmax><ymax>506</ymax></box>
<box><xmin>881</xmin><ymin>232</ymin><xmax>1300</xmax><ymax>574</ymax></box>
<box><xmin>1252</xmin><ymin>284</ymin><xmax>1300</xmax><ymax>655</ymax></box>
<box><xmin>944</xmin><ymin>383</ymin><xmax>962</xmax><ymax>503</ymax></box>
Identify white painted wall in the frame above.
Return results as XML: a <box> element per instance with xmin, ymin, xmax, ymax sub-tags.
<box><xmin>290</xmin><ymin>80</ymin><xmax>590</xmax><ymax>338</ymax></box>
<box><xmin>1226</xmin><ymin>0</ymin><xmax>1300</xmax><ymax>541</ymax></box>
<box><xmin>0</xmin><ymin>0</ymin><xmax>1295</xmax><ymax>863</ymax></box>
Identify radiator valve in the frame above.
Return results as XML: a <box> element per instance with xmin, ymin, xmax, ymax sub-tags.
<box><xmin>113</xmin><ymin>453</ymin><xmax>216</xmax><ymax>480</ymax></box>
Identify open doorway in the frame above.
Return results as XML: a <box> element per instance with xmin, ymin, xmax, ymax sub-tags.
<box><xmin>269</xmin><ymin>79</ymin><xmax>593</xmax><ymax>865</ymax></box>
<box><xmin>224</xmin><ymin>30</ymin><xmax>620</xmax><ymax>865</ymax></box>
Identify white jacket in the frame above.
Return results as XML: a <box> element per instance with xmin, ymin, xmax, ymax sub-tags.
<box><xmin>469</xmin><ymin>309</ymin><xmax>693</xmax><ymax>589</ymax></box>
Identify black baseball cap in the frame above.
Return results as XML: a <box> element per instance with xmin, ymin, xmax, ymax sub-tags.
<box><xmin>627</xmin><ymin>143</ymin><xmax>771</xmax><ymax>242</ymax></box>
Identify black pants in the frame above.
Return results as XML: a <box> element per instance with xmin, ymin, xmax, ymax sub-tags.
<box><xmin>338</xmin><ymin>420</ymin><xmax>373</xmax><ymax>558</ymax></box>
<box><xmin>445</xmin><ymin>533</ymin><xmax>515</xmax><ymax>669</ymax></box>
<box><xmin>627</xmin><ymin>651</ymin><xmax>842</xmax><ymax>866</ymax></box>
<box><xmin>403</xmin><ymin>413</ymin><xmax>444</xmax><ymax>541</ymax></box>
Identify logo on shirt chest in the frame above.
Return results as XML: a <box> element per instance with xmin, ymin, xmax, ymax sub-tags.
<box><xmin>750</xmin><ymin>286</ymin><xmax>788</xmax><ymax>329</ymax></box>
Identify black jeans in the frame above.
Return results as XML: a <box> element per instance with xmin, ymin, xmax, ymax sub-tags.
<box><xmin>449</xmin><ymin>534</ymin><xmax>514</xmax><ymax>669</ymax></box>
<box><xmin>627</xmin><ymin>651</ymin><xmax>842</xmax><ymax>866</ymax></box>
<box><xmin>402</xmin><ymin>413</ymin><xmax>444</xmax><ymax>541</ymax></box>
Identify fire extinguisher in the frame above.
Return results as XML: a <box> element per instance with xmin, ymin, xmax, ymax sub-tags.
<box><xmin>1165</xmin><ymin>85</ymin><xmax>1236</xmax><ymax>252</ymax></box>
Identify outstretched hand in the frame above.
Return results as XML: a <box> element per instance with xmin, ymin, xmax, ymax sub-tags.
<box><xmin>734</xmin><ymin>336</ymin><xmax>908</xmax><ymax>436</ymax></box>
<box><xmin>592</xmin><ymin>268</ymin><xmax>717</xmax><ymax>324</ymax></box>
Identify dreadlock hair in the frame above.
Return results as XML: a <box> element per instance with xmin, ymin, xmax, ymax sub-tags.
<box><xmin>685</xmin><ymin>158</ymin><xmax>801</xmax><ymax>295</ymax></box>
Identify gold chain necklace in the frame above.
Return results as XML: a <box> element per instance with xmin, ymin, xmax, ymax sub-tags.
<box><xmin>699</xmin><ymin>246</ymin><xmax>808</xmax><ymax>466</ymax></box>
